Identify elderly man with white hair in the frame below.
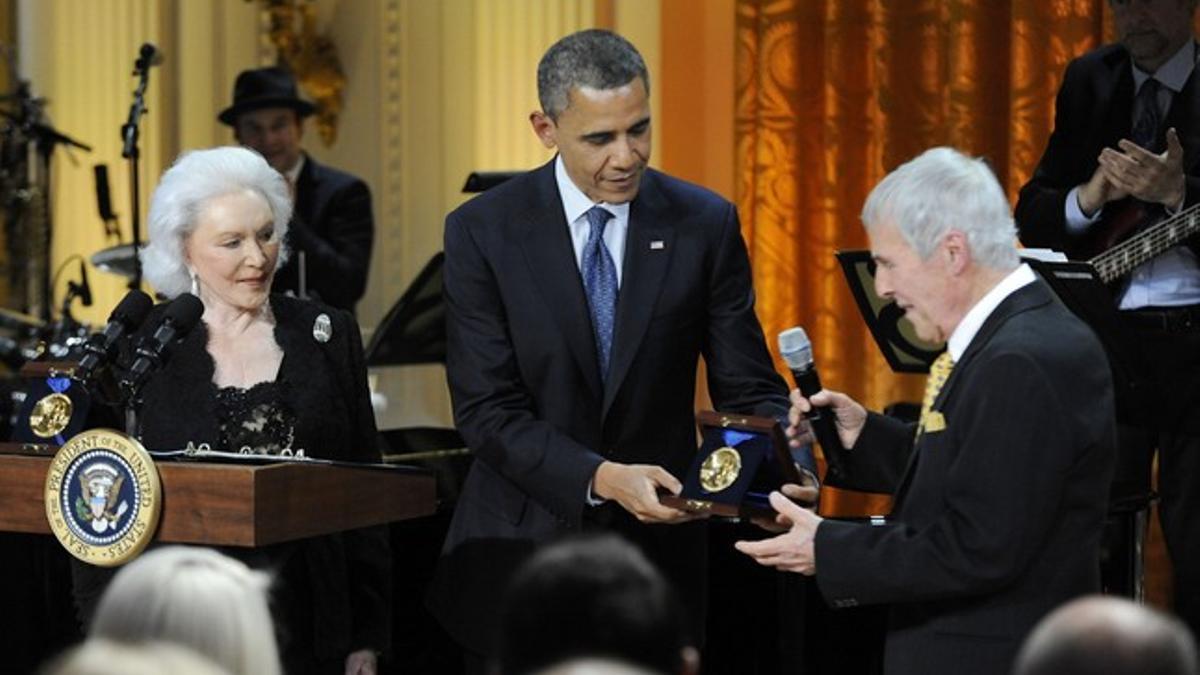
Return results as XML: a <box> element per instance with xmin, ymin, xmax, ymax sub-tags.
<box><xmin>737</xmin><ymin>147</ymin><xmax>1118</xmax><ymax>675</ymax></box>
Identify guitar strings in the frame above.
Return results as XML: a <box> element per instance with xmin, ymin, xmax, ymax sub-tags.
<box><xmin>1090</xmin><ymin>203</ymin><xmax>1200</xmax><ymax>281</ymax></box>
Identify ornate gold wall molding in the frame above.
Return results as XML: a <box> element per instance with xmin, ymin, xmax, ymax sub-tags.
<box><xmin>254</xmin><ymin>0</ymin><xmax>346</xmax><ymax>146</ymax></box>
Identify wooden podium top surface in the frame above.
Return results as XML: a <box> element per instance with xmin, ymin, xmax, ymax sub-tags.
<box><xmin>0</xmin><ymin>452</ymin><xmax>436</xmax><ymax>547</ymax></box>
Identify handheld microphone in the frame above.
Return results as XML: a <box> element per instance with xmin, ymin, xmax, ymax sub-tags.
<box><xmin>778</xmin><ymin>327</ymin><xmax>848</xmax><ymax>479</ymax></box>
<box><xmin>121</xmin><ymin>293</ymin><xmax>204</xmax><ymax>395</ymax></box>
<box><xmin>76</xmin><ymin>289</ymin><xmax>153</xmax><ymax>382</ymax></box>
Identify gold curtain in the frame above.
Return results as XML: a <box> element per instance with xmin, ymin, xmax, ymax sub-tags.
<box><xmin>734</xmin><ymin>1</ymin><xmax>1126</xmax><ymax>514</ymax></box>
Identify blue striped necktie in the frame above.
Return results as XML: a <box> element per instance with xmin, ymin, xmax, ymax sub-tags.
<box><xmin>582</xmin><ymin>206</ymin><xmax>617</xmax><ymax>381</ymax></box>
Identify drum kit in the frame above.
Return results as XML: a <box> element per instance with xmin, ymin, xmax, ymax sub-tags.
<box><xmin>0</xmin><ymin>243</ymin><xmax>139</xmax><ymax>437</ymax></box>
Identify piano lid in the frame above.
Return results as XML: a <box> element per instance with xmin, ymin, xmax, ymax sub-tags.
<box><xmin>365</xmin><ymin>171</ymin><xmax>524</xmax><ymax>367</ymax></box>
<box><xmin>365</xmin><ymin>252</ymin><xmax>447</xmax><ymax>367</ymax></box>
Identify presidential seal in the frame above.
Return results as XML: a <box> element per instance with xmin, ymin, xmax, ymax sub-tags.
<box><xmin>699</xmin><ymin>446</ymin><xmax>742</xmax><ymax>493</ymax></box>
<box><xmin>44</xmin><ymin>428</ymin><xmax>162</xmax><ymax>566</ymax></box>
<box><xmin>29</xmin><ymin>392</ymin><xmax>72</xmax><ymax>438</ymax></box>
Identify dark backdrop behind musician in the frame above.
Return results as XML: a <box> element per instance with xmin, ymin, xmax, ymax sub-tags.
<box><xmin>1015</xmin><ymin>0</ymin><xmax>1200</xmax><ymax>638</ymax></box>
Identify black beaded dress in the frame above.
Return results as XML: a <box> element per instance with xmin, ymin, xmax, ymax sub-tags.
<box><xmin>214</xmin><ymin>380</ymin><xmax>297</xmax><ymax>456</ymax></box>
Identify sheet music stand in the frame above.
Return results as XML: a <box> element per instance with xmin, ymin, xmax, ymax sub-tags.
<box><xmin>1022</xmin><ymin>257</ymin><xmax>1147</xmax><ymax>411</ymax></box>
<box><xmin>835</xmin><ymin>250</ymin><xmax>944</xmax><ymax>373</ymax></box>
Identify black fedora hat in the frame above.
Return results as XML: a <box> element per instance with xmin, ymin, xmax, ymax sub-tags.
<box><xmin>218</xmin><ymin>66</ymin><xmax>317</xmax><ymax>126</ymax></box>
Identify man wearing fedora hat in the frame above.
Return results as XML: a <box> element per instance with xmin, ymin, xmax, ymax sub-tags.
<box><xmin>219</xmin><ymin>65</ymin><xmax>374</xmax><ymax>313</ymax></box>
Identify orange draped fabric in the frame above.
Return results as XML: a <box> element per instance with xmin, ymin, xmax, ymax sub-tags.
<box><xmin>733</xmin><ymin>1</ymin><xmax>1127</xmax><ymax>514</ymax></box>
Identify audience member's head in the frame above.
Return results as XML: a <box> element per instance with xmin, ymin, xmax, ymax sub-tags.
<box><xmin>1014</xmin><ymin>595</ymin><xmax>1198</xmax><ymax>675</ymax></box>
<box><xmin>496</xmin><ymin>534</ymin><xmax>698</xmax><ymax>675</ymax></box>
<box><xmin>43</xmin><ymin>639</ymin><xmax>230</xmax><ymax>675</ymax></box>
<box><xmin>530</xmin><ymin>658</ymin><xmax>665</xmax><ymax>675</ymax></box>
<box><xmin>89</xmin><ymin>546</ymin><xmax>281</xmax><ymax>675</ymax></box>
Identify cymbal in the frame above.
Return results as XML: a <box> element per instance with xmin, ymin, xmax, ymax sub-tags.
<box><xmin>91</xmin><ymin>243</ymin><xmax>139</xmax><ymax>279</ymax></box>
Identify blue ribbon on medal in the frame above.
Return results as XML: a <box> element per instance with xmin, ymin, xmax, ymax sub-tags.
<box><xmin>47</xmin><ymin>376</ymin><xmax>71</xmax><ymax>445</ymax></box>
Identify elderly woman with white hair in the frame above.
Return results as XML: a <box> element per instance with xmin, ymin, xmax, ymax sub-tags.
<box><xmin>72</xmin><ymin>147</ymin><xmax>390</xmax><ymax>675</ymax></box>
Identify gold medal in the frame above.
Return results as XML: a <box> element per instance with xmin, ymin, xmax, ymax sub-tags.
<box><xmin>699</xmin><ymin>446</ymin><xmax>741</xmax><ymax>493</ymax></box>
<box><xmin>30</xmin><ymin>392</ymin><xmax>72</xmax><ymax>438</ymax></box>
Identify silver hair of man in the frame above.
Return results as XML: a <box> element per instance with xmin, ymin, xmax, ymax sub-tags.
<box><xmin>90</xmin><ymin>546</ymin><xmax>282</xmax><ymax>675</ymax></box>
<box><xmin>140</xmin><ymin>146</ymin><xmax>292</xmax><ymax>298</ymax></box>
<box><xmin>861</xmin><ymin>146</ymin><xmax>1020</xmax><ymax>270</ymax></box>
<box><xmin>537</xmin><ymin>29</ymin><xmax>648</xmax><ymax>120</ymax></box>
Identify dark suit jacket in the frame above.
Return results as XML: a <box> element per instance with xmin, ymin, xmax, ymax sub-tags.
<box><xmin>136</xmin><ymin>295</ymin><xmax>389</xmax><ymax>663</ymax></box>
<box><xmin>272</xmin><ymin>154</ymin><xmax>374</xmax><ymax>312</ymax></box>
<box><xmin>815</xmin><ymin>280</ymin><xmax>1117</xmax><ymax>675</ymax></box>
<box><xmin>429</xmin><ymin>159</ymin><xmax>806</xmax><ymax>654</ymax></box>
<box><xmin>1015</xmin><ymin>42</ymin><xmax>1200</xmax><ymax>259</ymax></box>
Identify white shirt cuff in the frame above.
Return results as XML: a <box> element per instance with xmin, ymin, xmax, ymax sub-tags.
<box><xmin>1065</xmin><ymin>186</ymin><xmax>1102</xmax><ymax>234</ymax></box>
<box><xmin>585</xmin><ymin>479</ymin><xmax>606</xmax><ymax>506</ymax></box>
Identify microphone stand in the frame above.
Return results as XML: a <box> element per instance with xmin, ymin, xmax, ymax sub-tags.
<box><xmin>124</xmin><ymin>391</ymin><xmax>142</xmax><ymax>439</ymax></box>
<box><xmin>57</xmin><ymin>282</ymin><xmax>83</xmax><ymax>342</ymax></box>
<box><xmin>9</xmin><ymin>80</ymin><xmax>91</xmax><ymax>323</ymax></box>
<box><xmin>121</xmin><ymin>49</ymin><xmax>156</xmax><ymax>291</ymax></box>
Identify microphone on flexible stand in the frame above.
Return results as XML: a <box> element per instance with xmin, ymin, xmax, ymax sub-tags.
<box><xmin>778</xmin><ymin>327</ymin><xmax>848</xmax><ymax>480</ymax></box>
<box><xmin>60</xmin><ymin>259</ymin><xmax>97</xmax><ymax>344</ymax></box>
<box><xmin>120</xmin><ymin>293</ymin><xmax>204</xmax><ymax>398</ymax></box>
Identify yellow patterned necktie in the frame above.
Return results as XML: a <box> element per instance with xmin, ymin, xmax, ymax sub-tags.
<box><xmin>917</xmin><ymin>351</ymin><xmax>955</xmax><ymax>438</ymax></box>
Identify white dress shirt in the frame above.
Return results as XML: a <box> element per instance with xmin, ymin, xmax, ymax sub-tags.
<box><xmin>946</xmin><ymin>264</ymin><xmax>1037</xmax><ymax>361</ymax></box>
<box><xmin>555</xmin><ymin>155</ymin><xmax>630</xmax><ymax>287</ymax></box>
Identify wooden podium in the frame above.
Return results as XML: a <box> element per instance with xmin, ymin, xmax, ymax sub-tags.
<box><xmin>0</xmin><ymin>451</ymin><xmax>436</xmax><ymax>547</ymax></box>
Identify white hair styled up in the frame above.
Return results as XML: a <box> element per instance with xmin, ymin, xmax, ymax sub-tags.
<box><xmin>861</xmin><ymin>146</ymin><xmax>1020</xmax><ymax>270</ymax></box>
<box><xmin>140</xmin><ymin>146</ymin><xmax>292</xmax><ymax>298</ymax></box>
<box><xmin>89</xmin><ymin>546</ymin><xmax>281</xmax><ymax>675</ymax></box>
